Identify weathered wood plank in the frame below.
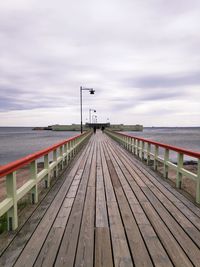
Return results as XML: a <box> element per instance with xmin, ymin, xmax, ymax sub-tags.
<box><xmin>114</xmin><ymin>137</ymin><xmax>200</xmax><ymax>218</ymax></box>
<box><xmin>100</xmin><ymin>143</ymin><xmax>133</xmax><ymax>267</ymax></box>
<box><xmin>106</xmin><ymin>138</ymin><xmax>198</xmax><ymax>266</ymax></box>
<box><xmin>103</xmin><ymin>142</ymin><xmax>172</xmax><ymax>266</ymax></box>
<box><xmin>95</xmin><ymin>228</ymin><xmax>113</xmax><ymax>267</ymax></box>
<box><xmin>108</xmin><ymin>140</ymin><xmax>200</xmax><ymax>265</ymax></box>
<box><xmin>0</xmin><ymin>142</ymin><xmax>92</xmax><ymax>267</ymax></box>
<box><xmin>74</xmin><ymin>143</ymin><xmax>97</xmax><ymax>267</ymax></box>
<box><xmin>96</xmin><ymin>143</ymin><xmax>109</xmax><ymax>228</ymax></box>
<box><xmin>13</xmin><ymin>142</ymin><xmax>93</xmax><ymax>267</ymax></box>
<box><xmin>54</xmin><ymin>142</ymin><xmax>95</xmax><ymax>267</ymax></box>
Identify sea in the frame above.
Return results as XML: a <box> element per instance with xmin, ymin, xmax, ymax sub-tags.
<box><xmin>126</xmin><ymin>127</ymin><xmax>200</xmax><ymax>162</ymax></box>
<box><xmin>0</xmin><ymin>127</ymin><xmax>79</xmax><ymax>166</ymax></box>
<box><xmin>0</xmin><ymin>127</ymin><xmax>199</xmax><ymax>166</ymax></box>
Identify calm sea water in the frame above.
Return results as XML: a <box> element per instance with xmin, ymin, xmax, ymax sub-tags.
<box><xmin>0</xmin><ymin>127</ymin><xmax>199</xmax><ymax>165</ymax></box>
<box><xmin>127</xmin><ymin>127</ymin><xmax>200</xmax><ymax>162</ymax></box>
<box><xmin>0</xmin><ymin>127</ymin><xmax>79</xmax><ymax>165</ymax></box>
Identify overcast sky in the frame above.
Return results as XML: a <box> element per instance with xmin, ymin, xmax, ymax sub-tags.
<box><xmin>0</xmin><ymin>0</ymin><xmax>200</xmax><ymax>127</ymax></box>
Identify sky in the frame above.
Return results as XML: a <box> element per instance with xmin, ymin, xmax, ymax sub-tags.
<box><xmin>0</xmin><ymin>0</ymin><xmax>200</xmax><ymax>127</ymax></box>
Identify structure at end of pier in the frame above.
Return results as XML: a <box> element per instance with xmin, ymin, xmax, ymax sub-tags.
<box><xmin>38</xmin><ymin>123</ymin><xmax>143</xmax><ymax>131</ymax></box>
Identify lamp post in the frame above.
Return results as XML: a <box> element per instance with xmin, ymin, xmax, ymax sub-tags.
<box><xmin>89</xmin><ymin>109</ymin><xmax>96</xmax><ymax>124</ymax></box>
<box><xmin>80</xmin><ymin>86</ymin><xmax>95</xmax><ymax>133</ymax></box>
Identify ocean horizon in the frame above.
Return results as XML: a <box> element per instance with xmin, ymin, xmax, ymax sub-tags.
<box><xmin>0</xmin><ymin>126</ymin><xmax>199</xmax><ymax>166</ymax></box>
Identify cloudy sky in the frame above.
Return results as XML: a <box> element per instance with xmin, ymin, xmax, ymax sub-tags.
<box><xmin>0</xmin><ymin>0</ymin><xmax>200</xmax><ymax>127</ymax></box>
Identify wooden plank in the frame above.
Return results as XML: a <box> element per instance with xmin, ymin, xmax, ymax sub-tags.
<box><xmin>116</xmin><ymin>145</ymin><xmax>200</xmax><ymax>245</ymax></box>
<box><xmin>33</xmin><ymin>178</ymin><xmax>81</xmax><ymax>267</ymax></box>
<box><xmin>104</xmin><ymin>141</ymin><xmax>173</xmax><ymax>267</ymax></box>
<box><xmin>105</xmin><ymin>171</ymin><xmax>153</xmax><ymax>267</ymax></box>
<box><xmin>114</xmin><ymin>137</ymin><xmax>200</xmax><ymax>218</ymax></box>
<box><xmin>34</xmin><ymin>197</ymin><xmax>73</xmax><ymax>267</ymax></box>
<box><xmin>107</xmin><ymin>140</ymin><xmax>200</xmax><ymax>265</ymax></box>
<box><xmin>13</xmin><ymin>142</ymin><xmax>93</xmax><ymax>267</ymax></box>
<box><xmin>99</xmin><ymin>141</ymin><xmax>116</xmax><ymax>203</ymax></box>
<box><xmin>142</xmin><ymin>187</ymin><xmax>200</xmax><ymax>266</ymax></box>
<box><xmin>105</xmin><ymin>138</ymin><xmax>194</xmax><ymax>267</ymax></box>
<box><xmin>95</xmin><ymin>228</ymin><xmax>113</xmax><ymax>267</ymax></box>
<box><xmin>127</xmin><ymin>155</ymin><xmax>200</xmax><ymax>233</ymax></box>
<box><xmin>54</xmin><ymin>141</ymin><xmax>95</xmax><ymax>267</ymax></box>
<box><xmin>103</xmin><ymin>142</ymin><xmax>172</xmax><ymax>266</ymax></box>
<box><xmin>142</xmin><ymin>202</ymin><xmax>193</xmax><ymax>267</ymax></box>
<box><xmin>0</xmin><ymin>143</ymin><xmax>91</xmax><ymax>267</ymax></box>
<box><xmin>96</xmin><ymin>143</ymin><xmax>109</xmax><ymax>228</ymax></box>
<box><xmin>74</xmin><ymin>187</ymin><xmax>95</xmax><ymax>267</ymax></box>
<box><xmin>74</xmin><ymin>143</ymin><xmax>97</xmax><ymax>267</ymax></box>
<box><xmin>100</xmin><ymin>144</ymin><xmax>134</xmax><ymax>267</ymax></box>
<box><xmin>139</xmin><ymin>168</ymin><xmax>200</xmax><ymax>229</ymax></box>
<box><xmin>94</xmin><ymin>142</ymin><xmax>113</xmax><ymax>267</ymax></box>
<box><xmin>108</xmin><ymin>137</ymin><xmax>200</xmax><ymax>226</ymax></box>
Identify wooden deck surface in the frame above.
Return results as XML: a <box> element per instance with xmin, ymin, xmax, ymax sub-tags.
<box><xmin>0</xmin><ymin>131</ymin><xmax>200</xmax><ymax>267</ymax></box>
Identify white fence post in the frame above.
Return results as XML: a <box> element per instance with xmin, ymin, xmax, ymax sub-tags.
<box><xmin>176</xmin><ymin>153</ymin><xmax>183</xmax><ymax>189</ymax></box>
<box><xmin>30</xmin><ymin>160</ymin><xmax>38</xmax><ymax>204</ymax></box>
<box><xmin>44</xmin><ymin>154</ymin><xmax>50</xmax><ymax>188</ymax></box>
<box><xmin>6</xmin><ymin>172</ymin><xmax>18</xmax><ymax>230</ymax></box>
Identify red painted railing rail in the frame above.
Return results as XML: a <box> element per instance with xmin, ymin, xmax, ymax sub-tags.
<box><xmin>116</xmin><ymin>132</ymin><xmax>200</xmax><ymax>158</ymax></box>
<box><xmin>0</xmin><ymin>132</ymin><xmax>86</xmax><ymax>179</ymax></box>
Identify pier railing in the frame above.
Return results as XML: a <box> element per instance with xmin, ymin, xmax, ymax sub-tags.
<box><xmin>106</xmin><ymin>130</ymin><xmax>200</xmax><ymax>203</ymax></box>
<box><xmin>0</xmin><ymin>131</ymin><xmax>92</xmax><ymax>231</ymax></box>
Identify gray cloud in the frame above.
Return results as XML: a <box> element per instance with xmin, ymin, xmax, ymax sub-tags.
<box><xmin>0</xmin><ymin>0</ymin><xmax>200</xmax><ymax>126</ymax></box>
<box><xmin>126</xmin><ymin>72</ymin><xmax>200</xmax><ymax>89</ymax></box>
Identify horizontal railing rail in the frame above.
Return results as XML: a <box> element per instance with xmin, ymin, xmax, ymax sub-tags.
<box><xmin>0</xmin><ymin>130</ymin><xmax>92</xmax><ymax>231</ymax></box>
<box><xmin>106</xmin><ymin>130</ymin><xmax>200</xmax><ymax>204</ymax></box>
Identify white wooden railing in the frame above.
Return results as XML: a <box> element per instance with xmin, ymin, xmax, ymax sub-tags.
<box><xmin>106</xmin><ymin>130</ymin><xmax>200</xmax><ymax>204</ymax></box>
<box><xmin>0</xmin><ymin>131</ymin><xmax>91</xmax><ymax>231</ymax></box>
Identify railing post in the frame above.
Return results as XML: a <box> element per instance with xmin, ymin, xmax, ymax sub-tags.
<box><xmin>137</xmin><ymin>140</ymin><xmax>140</xmax><ymax>158</ymax></box>
<box><xmin>196</xmin><ymin>159</ymin><xmax>200</xmax><ymax>203</ymax></box>
<box><xmin>53</xmin><ymin>149</ymin><xmax>58</xmax><ymax>177</ymax></box>
<box><xmin>154</xmin><ymin>145</ymin><xmax>158</xmax><ymax>171</ymax></box>
<box><xmin>64</xmin><ymin>143</ymin><xmax>67</xmax><ymax>165</ymax></box>
<box><xmin>74</xmin><ymin>138</ymin><xmax>77</xmax><ymax>154</ymax></box>
<box><xmin>59</xmin><ymin>145</ymin><xmax>64</xmax><ymax>170</ymax></box>
<box><xmin>73</xmin><ymin>139</ymin><xmax>75</xmax><ymax>157</ymax></box>
<box><xmin>30</xmin><ymin>160</ymin><xmax>38</xmax><ymax>204</ymax></box>
<box><xmin>70</xmin><ymin>140</ymin><xmax>73</xmax><ymax>158</ymax></box>
<box><xmin>164</xmin><ymin>149</ymin><xmax>169</xmax><ymax>178</ymax></box>
<box><xmin>135</xmin><ymin>139</ymin><xmax>138</xmax><ymax>156</ymax></box>
<box><xmin>141</xmin><ymin>141</ymin><xmax>144</xmax><ymax>160</ymax></box>
<box><xmin>176</xmin><ymin>152</ymin><xmax>183</xmax><ymax>189</ymax></box>
<box><xmin>128</xmin><ymin>137</ymin><xmax>130</xmax><ymax>151</ymax></box>
<box><xmin>67</xmin><ymin>142</ymin><xmax>70</xmax><ymax>163</ymax></box>
<box><xmin>121</xmin><ymin>135</ymin><xmax>123</xmax><ymax>146</ymax></box>
<box><xmin>133</xmin><ymin>138</ymin><xmax>136</xmax><ymax>155</ymax></box>
<box><xmin>69</xmin><ymin>141</ymin><xmax>72</xmax><ymax>160</ymax></box>
<box><xmin>120</xmin><ymin>135</ymin><xmax>123</xmax><ymax>146</ymax></box>
<box><xmin>44</xmin><ymin>154</ymin><xmax>50</xmax><ymax>188</ymax></box>
<box><xmin>131</xmin><ymin>138</ymin><xmax>134</xmax><ymax>154</ymax></box>
<box><xmin>147</xmin><ymin>143</ymin><xmax>151</xmax><ymax>165</ymax></box>
<box><xmin>6</xmin><ymin>172</ymin><xmax>18</xmax><ymax>231</ymax></box>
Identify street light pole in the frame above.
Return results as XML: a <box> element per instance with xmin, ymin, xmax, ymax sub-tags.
<box><xmin>80</xmin><ymin>86</ymin><xmax>95</xmax><ymax>133</ymax></box>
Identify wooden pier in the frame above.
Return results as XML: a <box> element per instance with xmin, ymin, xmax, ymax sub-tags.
<box><xmin>0</xmin><ymin>131</ymin><xmax>200</xmax><ymax>267</ymax></box>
